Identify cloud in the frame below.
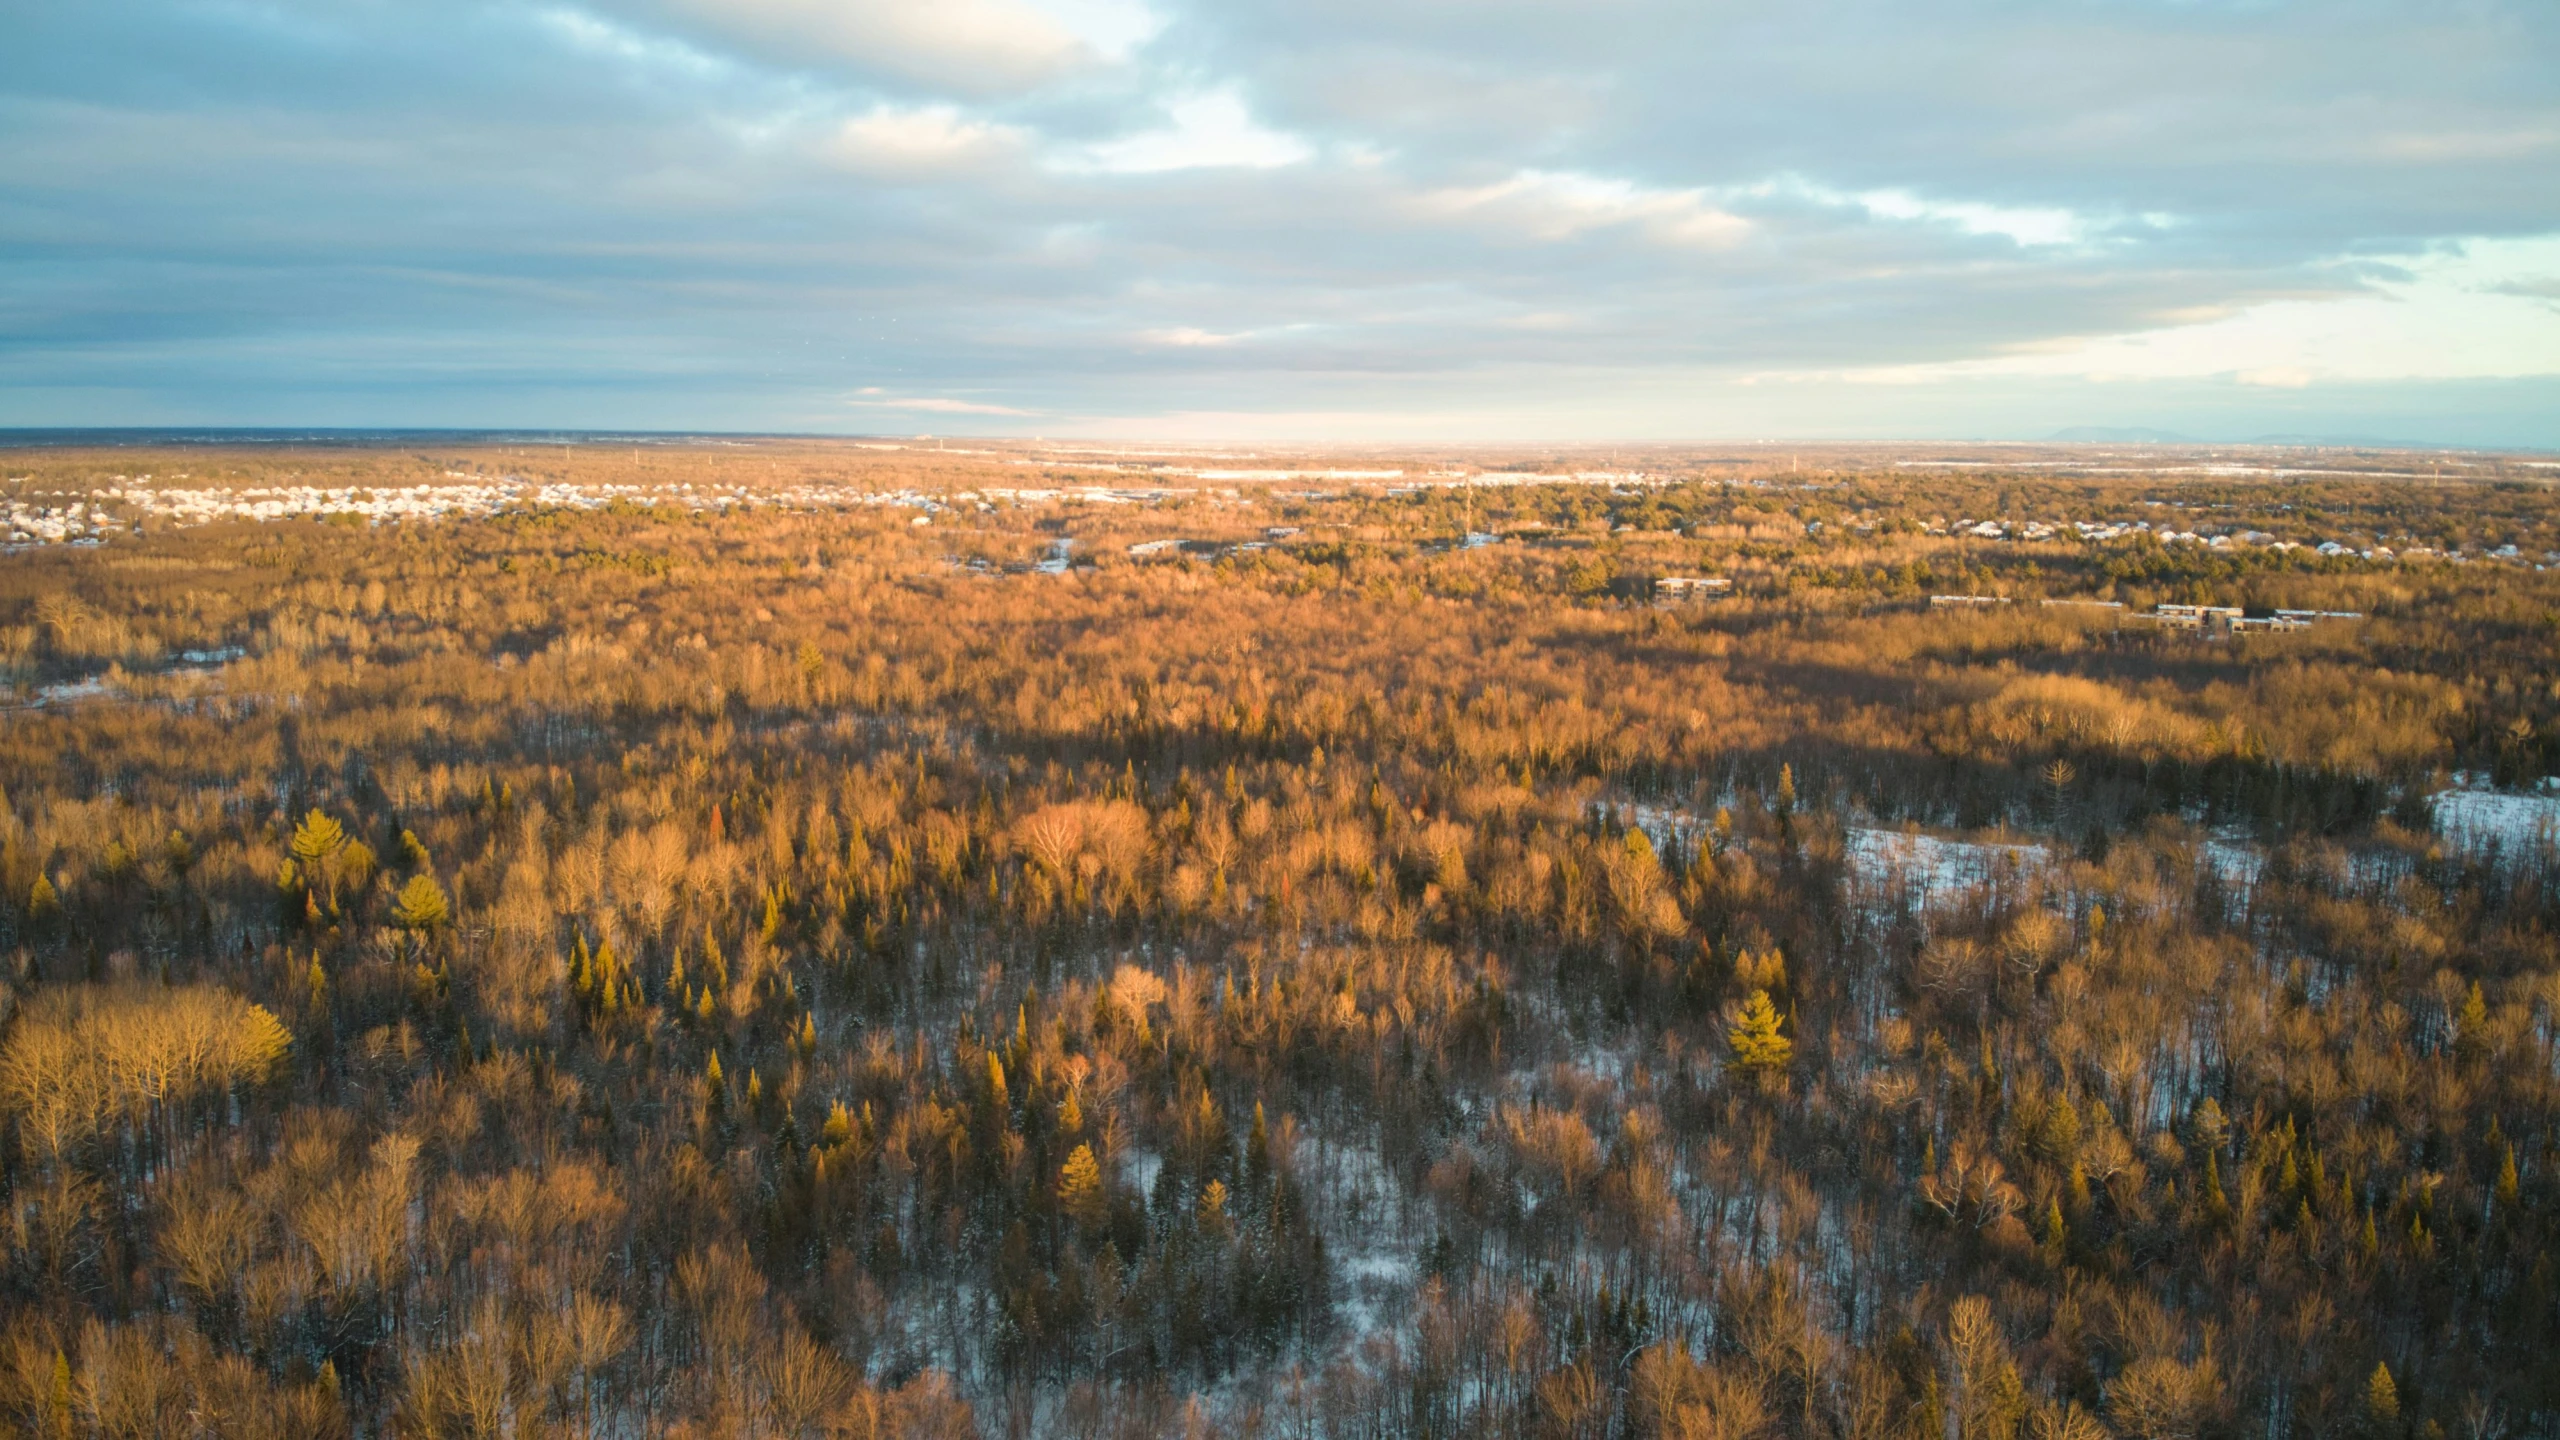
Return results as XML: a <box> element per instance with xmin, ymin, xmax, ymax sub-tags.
<box><xmin>1715</xmin><ymin>175</ymin><xmax>2125</xmax><ymax>249</ymax></box>
<box><xmin>1018</xmin><ymin>0</ymin><xmax>1164</xmax><ymax>61</ymax></box>
<box><xmin>2237</xmin><ymin>367</ymin><xmax>2315</xmax><ymax>389</ymax></box>
<box><xmin>849</xmin><ymin>393</ymin><xmax>1041</xmax><ymax>415</ymax></box>
<box><xmin>599</xmin><ymin>0</ymin><xmax>1095</xmax><ymax>94</ymax></box>
<box><xmin>5</xmin><ymin>0</ymin><xmax>2560</xmax><ymax>442</ymax></box>
<box><xmin>1416</xmin><ymin>170</ymin><xmax>1749</xmax><ymax>250</ymax></box>
<box><xmin>1138</xmin><ymin>326</ymin><xmax>1245</xmax><ymax>346</ymax></box>
<box><xmin>826</xmin><ymin>105</ymin><xmax>1028</xmax><ymax>176</ymax></box>
<box><xmin>1786</xmin><ymin>235</ymin><xmax>2560</xmax><ymax>388</ymax></box>
<box><xmin>1844</xmin><ymin>189</ymin><xmax>2088</xmax><ymax>249</ymax></box>
<box><xmin>2370</xmin><ymin>127</ymin><xmax>2560</xmax><ymax>162</ymax></box>
<box><xmin>1059</xmin><ymin>90</ymin><xmax>1312</xmax><ymax>173</ymax></box>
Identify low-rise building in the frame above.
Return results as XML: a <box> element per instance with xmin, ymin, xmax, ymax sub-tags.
<box><xmin>1655</xmin><ymin>576</ymin><xmax>1732</xmax><ymax>603</ymax></box>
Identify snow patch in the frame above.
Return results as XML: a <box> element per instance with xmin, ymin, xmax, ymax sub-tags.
<box><xmin>1119</xmin><ymin>1147</ymin><xmax>1162</xmax><ymax>1197</ymax></box>
<box><xmin>30</xmin><ymin>677</ymin><xmax>110</xmax><ymax>706</ymax></box>
<box><xmin>2430</xmin><ymin>782</ymin><xmax>2560</xmax><ymax>862</ymax></box>
<box><xmin>1845</xmin><ymin>827</ymin><xmax>2045</xmax><ymax>897</ymax></box>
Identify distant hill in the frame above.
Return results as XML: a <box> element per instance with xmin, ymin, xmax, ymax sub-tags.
<box><xmin>2047</xmin><ymin>426</ymin><xmax>2197</xmax><ymax>443</ymax></box>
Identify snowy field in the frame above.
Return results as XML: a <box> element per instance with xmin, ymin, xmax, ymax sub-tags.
<box><xmin>3</xmin><ymin>474</ymin><xmax>1210</xmax><ymax>547</ymax></box>
<box><xmin>1843</xmin><ymin>827</ymin><xmax>2046</xmax><ymax>898</ymax></box>
<box><xmin>2430</xmin><ymin>783</ymin><xmax>2560</xmax><ymax>862</ymax></box>
<box><xmin>13</xmin><ymin>645</ymin><xmax>249</xmax><ymax>710</ymax></box>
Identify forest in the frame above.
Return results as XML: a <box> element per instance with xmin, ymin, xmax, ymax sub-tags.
<box><xmin>0</xmin><ymin>439</ymin><xmax>2556</xmax><ymax>1439</ymax></box>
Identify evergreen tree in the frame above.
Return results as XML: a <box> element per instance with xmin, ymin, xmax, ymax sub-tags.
<box><xmin>2365</xmin><ymin>1362</ymin><xmax>2400</xmax><ymax>1437</ymax></box>
<box><xmin>1060</xmin><ymin>1144</ymin><xmax>1105</xmax><ymax>1228</ymax></box>
<box><xmin>2454</xmin><ymin>981</ymin><xmax>2489</xmax><ymax>1063</ymax></box>
<box><xmin>290</xmin><ymin>809</ymin><xmax>350</xmax><ymax>912</ymax></box>
<box><xmin>1726</xmin><ymin>988</ymin><xmax>1793</xmax><ymax>1077</ymax></box>
<box><xmin>392</xmin><ymin>872</ymin><xmax>450</xmax><ymax>932</ymax></box>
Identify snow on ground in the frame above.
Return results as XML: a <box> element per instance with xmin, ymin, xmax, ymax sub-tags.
<box><xmin>1120</xmin><ymin>1147</ymin><xmax>1163</xmax><ymax>1198</ymax></box>
<box><xmin>1844</xmin><ymin>827</ymin><xmax>2047</xmax><ymax>899</ymax></box>
<box><xmin>1845</xmin><ymin>822</ymin><xmax>2267</xmax><ymax>908</ymax></box>
<box><xmin>29</xmin><ymin>677</ymin><xmax>110</xmax><ymax>706</ymax></box>
<box><xmin>1298</xmin><ymin>1139</ymin><xmax>1421</xmax><ymax>1348</ymax></box>
<box><xmin>1635</xmin><ymin>800</ymin><xmax>2279</xmax><ymax>918</ymax></box>
<box><xmin>2200</xmin><ymin>836</ymin><xmax>2267</xmax><ymax>897</ymax></box>
<box><xmin>11</xmin><ymin>644</ymin><xmax>246</xmax><ymax>709</ymax></box>
<box><xmin>12</xmin><ymin>475</ymin><xmax>1053</xmax><ymax>547</ymax></box>
<box><xmin>2430</xmin><ymin>782</ymin><xmax>2560</xmax><ymax>862</ymax></box>
<box><xmin>1627</xmin><ymin>805</ymin><xmax>1700</xmax><ymax>855</ymax></box>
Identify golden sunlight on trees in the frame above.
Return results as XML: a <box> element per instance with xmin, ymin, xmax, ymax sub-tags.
<box><xmin>392</xmin><ymin>871</ymin><xmax>451</xmax><ymax>932</ymax></box>
<box><xmin>1724</xmin><ymin>989</ymin><xmax>1792</xmax><ymax>1078</ymax></box>
<box><xmin>0</xmin><ymin>985</ymin><xmax>287</xmax><ymax>1159</ymax></box>
<box><xmin>0</xmin><ymin>442</ymin><xmax>2556</xmax><ymax>1435</ymax></box>
<box><xmin>1058</xmin><ymin>1144</ymin><xmax>1106</xmax><ymax>1229</ymax></box>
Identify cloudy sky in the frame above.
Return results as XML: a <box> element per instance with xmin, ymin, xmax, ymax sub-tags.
<box><xmin>5</xmin><ymin>0</ymin><xmax>2559</xmax><ymax>443</ymax></box>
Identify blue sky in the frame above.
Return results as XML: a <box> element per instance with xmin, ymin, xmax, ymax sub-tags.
<box><xmin>5</xmin><ymin>0</ymin><xmax>2558</xmax><ymax>443</ymax></box>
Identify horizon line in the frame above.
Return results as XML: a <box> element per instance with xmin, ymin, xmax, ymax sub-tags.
<box><xmin>1</xmin><ymin>426</ymin><xmax>2549</xmax><ymax>456</ymax></box>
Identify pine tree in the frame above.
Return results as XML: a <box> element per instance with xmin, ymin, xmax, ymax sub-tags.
<box><xmin>392</xmin><ymin>873</ymin><xmax>450</xmax><ymax>932</ymax></box>
<box><xmin>2365</xmin><ymin>1362</ymin><xmax>2400</xmax><ymax>1436</ymax></box>
<box><xmin>290</xmin><ymin>808</ymin><xmax>347</xmax><ymax>867</ymax></box>
<box><xmin>2202</xmin><ymin>1153</ymin><xmax>2231</xmax><ymax>1226</ymax></box>
<box><xmin>1725</xmin><ymin>988</ymin><xmax>1792</xmax><ymax>1077</ymax></box>
<box><xmin>290</xmin><ymin>809</ymin><xmax>350</xmax><ymax>912</ymax></box>
<box><xmin>1248</xmin><ymin>1101</ymin><xmax>1271</xmax><ymax>1192</ymax></box>
<box><xmin>1059</xmin><ymin>1144</ymin><xmax>1104</xmax><ymax>1227</ymax></box>
<box><xmin>2455</xmin><ymin>981</ymin><xmax>2489</xmax><ymax>1063</ymax></box>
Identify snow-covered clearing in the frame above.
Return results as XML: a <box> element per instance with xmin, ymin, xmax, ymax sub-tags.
<box><xmin>11</xmin><ymin>644</ymin><xmax>247</xmax><ymax>710</ymax></box>
<box><xmin>2429</xmin><ymin>782</ymin><xmax>2560</xmax><ymax>864</ymax></box>
<box><xmin>1844</xmin><ymin>827</ymin><xmax>2046</xmax><ymax>899</ymax></box>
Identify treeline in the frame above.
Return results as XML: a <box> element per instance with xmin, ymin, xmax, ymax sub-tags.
<box><xmin>0</xmin><ymin>457</ymin><xmax>2555</xmax><ymax>1437</ymax></box>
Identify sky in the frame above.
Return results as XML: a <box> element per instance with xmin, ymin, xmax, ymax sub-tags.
<box><xmin>4</xmin><ymin>0</ymin><xmax>2559</xmax><ymax>444</ymax></box>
